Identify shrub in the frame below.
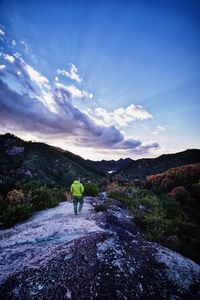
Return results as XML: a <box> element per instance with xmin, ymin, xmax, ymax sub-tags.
<box><xmin>20</xmin><ymin>180</ymin><xmax>43</xmax><ymax>192</ymax></box>
<box><xmin>84</xmin><ymin>182</ymin><xmax>99</xmax><ymax>196</ymax></box>
<box><xmin>168</xmin><ymin>186</ymin><xmax>191</xmax><ymax>202</ymax></box>
<box><xmin>32</xmin><ymin>186</ymin><xmax>58</xmax><ymax>211</ymax></box>
<box><xmin>0</xmin><ymin>179</ymin><xmax>66</xmax><ymax>227</ymax></box>
<box><xmin>1</xmin><ymin>203</ymin><xmax>33</xmax><ymax>227</ymax></box>
<box><xmin>52</xmin><ymin>188</ymin><xmax>66</xmax><ymax>203</ymax></box>
<box><xmin>6</xmin><ymin>189</ymin><xmax>25</xmax><ymax>204</ymax></box>
<box><xmin>111</xmin><ymin>186</ymin><xmax>200</xmax><ymax>263</ymax></box>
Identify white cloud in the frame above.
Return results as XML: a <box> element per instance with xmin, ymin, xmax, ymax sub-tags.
<box><xmin>0</xmin><ymin>29</ymin><xmax>5</xmax><ymax>36</ymax></box>
<box><xmin>0</xmin><ymin>64</ymin><xmax>6</xmax><ymax>71</ymax></box>
<box><xmin>94</xmin><ymin>108</ymin><xmax>112</xmax><ymax>124</ymax></box>
<box><xmin>12</xmin><ymin>40</ymin><xmax>16</xmax><ymax>46</ymax></box>
<box><xmin>126</xmin><ymin>104</ymin><xmax>152</xmax><ymax>120</ymax></box>
<box><xmin>57</xmin><ymin>63</ymin><xmax>82</xmax><ymax>83</ymax></box>
<box><xmin>55</xmin><ymin>82</ymin><xmax>93</xmax><ymax>101</ymax></box>
<box><xmin>23</xmin><ymin>65</ymin><xmax>57</xmax><ymax>113</ymax></box>
<box><xmin>0</xmin><ymin>52</ymin><xmax>15</xmax><ymax>63</ymax></box>
<box><xmin>4</xmin><ymin>54</ymin><xmax>15</xmax><ymax>63</ymax></box>
<box><xmin>25</xmin><ymin>64</ymin><xmax>49</xmax><ymax>89</ymax></box>
<box><xmin>88</xmin><ymin>104</ymin><xmax>153</xmax><ymax>128</ymax></box>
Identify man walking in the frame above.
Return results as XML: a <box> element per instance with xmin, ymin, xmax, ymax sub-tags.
<box><xmin>70</xmin><ymin>178</ymin><xmax>84</xmax><ymax>215</ymax></box>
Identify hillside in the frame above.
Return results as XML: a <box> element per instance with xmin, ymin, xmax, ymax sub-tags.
<box><xmin>145</xmin><ymin>163</ymin><xmax>200</xmax><ymax>193</ymax></box>
<box><xmin>0</xmin><ymin>133</ymin><xmax>104</xmax><ymax>189</ymax></box>
<box><xmin>116</xmin><ymin>149</ymin><xmax>200</xmax><ymax>178</ymax></box>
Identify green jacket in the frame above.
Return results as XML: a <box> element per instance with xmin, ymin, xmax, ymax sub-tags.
<box><xmin>70</xmin><ymin>180</ymin><xmax>84</xmax><ymax>196</ymax></box>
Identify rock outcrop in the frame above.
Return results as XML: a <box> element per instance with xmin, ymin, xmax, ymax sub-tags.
<box><xmin>0</xmin><ymin>197</ymin><xmax>200</xmax><ymax>299</ymax></box>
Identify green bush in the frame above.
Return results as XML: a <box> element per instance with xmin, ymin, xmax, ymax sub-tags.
<box><xmin>1</xmin><ymin>203</ymin><xmax>33</xmax><ymax>227</ymax></box>
<box><xmin>84</xmin><ymin>182</ymin><xmax>99</xmax><ymax>196</ymax></box>
<box><xmin>109</xmin><ymin>186</ymin><xmax>200</xmax><ymax>264</ymax></box>
<box><xmin>32</xmin><ymin>186</ymin><xmax>58</xmax><ymax>211</ymax></box>
<box><xmin>0</xmin><ymin>182</ymin><xmax>66</xmax><ymax>227</ymax></box>
<box><xmin>20</xmin><ymin>181</ymin><xmax>65</xmax><ymax>210</ymax></box>
<box><xmin>52</xmin><ymin>188</ymin><xmax>66</xmax><ymax>203</ymax></box>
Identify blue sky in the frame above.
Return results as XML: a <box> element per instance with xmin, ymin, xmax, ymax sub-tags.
<box><xmin>0</xmin><ymin>0</ymin><xmax>199</xmax><ymax>160</ymax></box>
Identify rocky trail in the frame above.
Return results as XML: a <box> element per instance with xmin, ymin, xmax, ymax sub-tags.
<box><xmin>0</xmin><ymin>197</ymin><xmax>200</xmax><ymax>300</ymax></box>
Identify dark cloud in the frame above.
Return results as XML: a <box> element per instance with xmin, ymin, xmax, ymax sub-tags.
<box><xmin>0</xmin><ymin>79</ymin><xmax>147</xmax><ymax>151</ymax></box>
<box><xmin>117</xmin><ymin>139</ymin><xmax>141</xmax><ymax>149</ymax></box>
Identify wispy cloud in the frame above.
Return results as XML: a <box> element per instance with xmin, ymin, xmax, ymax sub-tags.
<box><xmin>57</xmin><ymin>63</ymin><xmax>82</xmax><ymax>83</ymax></box>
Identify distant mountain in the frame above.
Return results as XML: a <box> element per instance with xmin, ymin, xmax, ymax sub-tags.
<box><xmin>89</xmin><ymin>158</ymin><xmax>133</xmax><ymax>173</ymax></box>
<box><xmin>68</xmin><ymin>145</ymin><xmax>200</xmax><ymax>180</ymax></box>
<box><xmin>94</xmin><ymin>149</ymin><xmax>200</xmax><ymax>179</ymax></box>
<box><xmin>0</xmin><ymin>133</ymin><xmax>104</xmax><ymax>188</ymax></box>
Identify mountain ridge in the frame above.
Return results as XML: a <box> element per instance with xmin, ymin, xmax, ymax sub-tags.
<box><xmin>90</xmin><ymin>149</ymin><xmax>200</xmax><ymax>176</ymax></box>
<box><xmin>1</xmin><ymin>133</ymin><xmax>200</xmax><ymax>183</ymax></box>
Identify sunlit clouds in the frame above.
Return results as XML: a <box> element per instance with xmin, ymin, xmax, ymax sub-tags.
<box><xmin>0</xmin><ymin>23</ymin><xmax>160</xmax><ymax>159</ymax></box>
<box><xmin>86</xmin><ymin>104</ymin><xmax>152</xmax><ymax>128</ymax></box>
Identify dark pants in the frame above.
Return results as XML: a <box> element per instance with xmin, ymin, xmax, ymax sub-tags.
<box><xmin>73</xmin><ymin>196</ymin><xmax>84</xmax><ymax>214</ymax></box>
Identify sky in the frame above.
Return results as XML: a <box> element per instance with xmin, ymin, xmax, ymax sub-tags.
<box><xmin>0</xmin><ymin>0</ymin><xmax>200</xmax><ymax>160</ymax></box>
